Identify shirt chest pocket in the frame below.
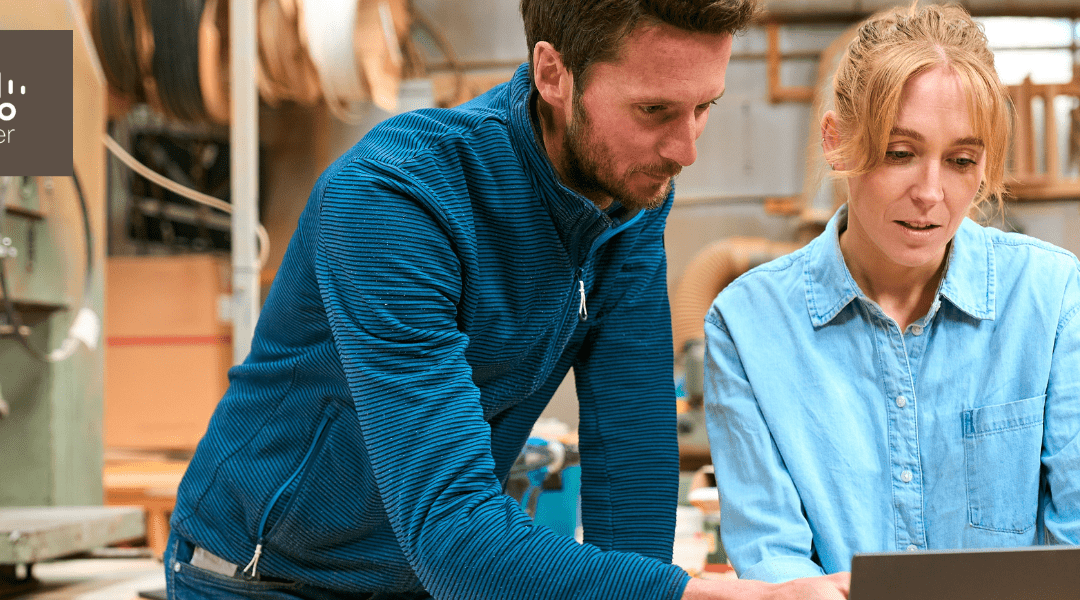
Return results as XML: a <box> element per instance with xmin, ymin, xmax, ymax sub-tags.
<box><xmin>963</xmin><ymin>395</ymin><xmax>1045</xmax><ymax>534</ymax></box>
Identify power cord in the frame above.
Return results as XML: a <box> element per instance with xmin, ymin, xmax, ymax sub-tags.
<box><xmin>103</xmin><ymin>133</ymin><xmax>270</xmax><ymax>268</ymax></box>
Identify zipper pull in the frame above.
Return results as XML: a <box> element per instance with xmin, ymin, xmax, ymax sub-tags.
<box><xmin>578</xmin><ymin>279</ymin><xmax>588</xmax><ymax>321</ymax></box>
<box><xmin>243</xmin><ymin>542</ymin><xmax>263</xmax><ymax>578</ymax></box>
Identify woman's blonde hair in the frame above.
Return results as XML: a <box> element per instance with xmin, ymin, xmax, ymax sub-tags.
<box><xmin>826</xmin><ymin>2</ymin><xmax>1012</xmax><ymax>207</ymax></box>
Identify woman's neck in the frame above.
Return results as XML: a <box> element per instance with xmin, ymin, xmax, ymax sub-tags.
<box><xmin>839</xmin><ymin>226</ymin><xmax>948</xmax><ymax>331</ymax></box>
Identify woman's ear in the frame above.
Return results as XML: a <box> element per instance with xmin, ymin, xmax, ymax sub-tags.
<box><xmin>821</xmin><ymin>110</ymin><xmax>843</xmax><ymax>170</ymax></box>
<box><xmin>532</xmin><ymin>41</ymin><xmax>573</xmax><ymax>114</ymax></box>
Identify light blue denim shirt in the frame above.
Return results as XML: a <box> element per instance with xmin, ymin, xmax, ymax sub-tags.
<box><xmin>703</xmin><ymin>205</ymin><xmax>1080</xmax><ymax>583</ymax></box>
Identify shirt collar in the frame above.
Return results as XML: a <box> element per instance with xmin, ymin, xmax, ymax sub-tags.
<box><xmin>805</xmin><ymin>204</ymin><xmax>995</xmax><ymax>327</ymax></box>
<box><xmin>938</xmin><ymin>216</ymin><xmax>995</xmax><ymax>321</ymax></box>
<box><xmin>805</xmin><ymin>205</ymin><xmax>862</xmax><ymax>327</ymax></box>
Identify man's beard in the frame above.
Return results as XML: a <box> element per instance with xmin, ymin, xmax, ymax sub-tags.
<box><xmin>560</xmin><ymin>94</ymin><xmax>681</xmax><ymax>212</ymax></box>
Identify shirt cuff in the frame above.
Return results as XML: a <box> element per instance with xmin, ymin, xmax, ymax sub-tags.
<box><xmin>739</xmin><ymin>556</ymin><xmax>826</xmax><ymax>583</ymax></box>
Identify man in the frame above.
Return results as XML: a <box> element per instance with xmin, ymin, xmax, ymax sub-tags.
<box><xmin>165</xmin><ymin>1</ymin><xmax>849</xmax><ymax>598</ymax></box>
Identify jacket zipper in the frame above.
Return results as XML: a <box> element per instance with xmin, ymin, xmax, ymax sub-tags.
<box><xmin>565</xmin><ymin>208</ymin><xmax>645</xmax><ymax>338</ymax></box>
<box><xmin>577</xmin><ymin>277</ymin><xmax>587</xmax><ymax>321</ymax></box>
<box><xmin>573</xmin><ymin>208</ymin><xmax>642</xmax><ymax>323</ymax></box>
<box><xmin>243</xmin><ymin>412</ymin><xmax>332</xmax><ymax>577</ymax></box>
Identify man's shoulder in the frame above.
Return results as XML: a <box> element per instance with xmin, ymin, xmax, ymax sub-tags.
<box><xmin>311</xmin><ymin>106</ymin><xmax>517</xmax><ymax>202</ymax></box>
<box><xmin>329</xmin><ymin>78</ymin><xmax>515</xmax><ymax>169</ymax></box>
<box><xmin>360</xmin><ymin>104</ymin><xmax>512</xmax><ymax>165</ymax></box>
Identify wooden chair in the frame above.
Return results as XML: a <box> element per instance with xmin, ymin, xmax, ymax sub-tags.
<box><xmin>1007</xmin><ymin>65</ymin><xmax>1080</xmax><ymax>201</ymax></box>
<box><xmin>102</xmin><ymin>457</ymin><xmax>188</xmax><ymax>557</ymax></box>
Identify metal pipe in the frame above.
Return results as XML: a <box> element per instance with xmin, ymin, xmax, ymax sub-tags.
<box><xmin>230</xmin><ymin>0</ymin><xmax>259</xmax><ymax>365</ymax></box>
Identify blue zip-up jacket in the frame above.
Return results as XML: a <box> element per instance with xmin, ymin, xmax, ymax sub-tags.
<box><xmin>170</xmin><ymin>63</ymin><xmax>690</xmax><ymax>599</ymax></box>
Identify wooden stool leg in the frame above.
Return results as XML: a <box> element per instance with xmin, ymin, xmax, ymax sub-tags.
<box><xmin>145</xmin><ymin>508</ymin><xmax>171</xmax><ymax>558</ymax></box>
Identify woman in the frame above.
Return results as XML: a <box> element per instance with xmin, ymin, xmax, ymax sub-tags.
<box><xmin>703</xmin><ymin>2</ymin><xmax>1080</xmax><ymax>583</ymax></box>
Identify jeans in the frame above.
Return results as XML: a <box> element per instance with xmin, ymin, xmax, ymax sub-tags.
<box><xmin>164</xmin><ymin>531</ymin><xmax>428</xmax><ymax>600</ymax></box>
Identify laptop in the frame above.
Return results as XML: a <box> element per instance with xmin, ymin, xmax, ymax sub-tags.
<box><xmin>849</xmin><ymin>545</ymin><xmax>1080</xmax><ymax>600</ymax></box>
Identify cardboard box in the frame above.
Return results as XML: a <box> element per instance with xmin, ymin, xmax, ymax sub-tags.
<box><xmin>105</xmin><ymin>255</ymin><xmax>232</xmax><ymax>451</ymax></box>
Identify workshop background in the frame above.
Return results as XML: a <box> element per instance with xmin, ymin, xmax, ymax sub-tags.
<box><xmin>1</xmin><ymin>0</ymin><xmax>1078</xmax><ymax>597</ymax></box>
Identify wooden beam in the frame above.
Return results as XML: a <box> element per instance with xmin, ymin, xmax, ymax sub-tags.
<box><xmin>1044</xmin><ymin>85</ymin><xmax>1060</xmax><ymax>180</ymax></box>
<box><xmin>1012</xmin><ymin>77</ymin><xmax>1034</xmax><ymax>178</ymax></box>
<box><xmin>1007</xmin><ymin>179</ymin><xmax>1080</xmax><ymax>201</ymax></box>
<box><xmin>766</xmin><ymin>22</ymin><xmax>814</xmax><ymax>104</ymax></box>
<box><xmin>763</xmin><ymin>196</ymin><xmax>802</xmax><ymax>216</ymax></box>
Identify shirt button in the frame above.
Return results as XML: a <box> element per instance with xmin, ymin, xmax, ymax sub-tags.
<box><xmin>911</xmin><ymin>325</ymin><xmax>924</xmax><ymax>336</ymax></box>
<box><xmin>907</xmin><ymin>544</ymin><xmax>919</xmax><ymax>552</ymax></box>
<box><xmin>901</xmin><ymin>470</ymin><xmax>913</xmax><ymax>483</ymax></box>
<box><xmin>896</xmin><ymin>395</ymin><xmax>907</xmax><ymax>408</ymax></box>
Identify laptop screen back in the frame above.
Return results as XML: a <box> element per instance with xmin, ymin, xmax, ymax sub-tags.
<box><xmin>850</xmin><ymin>546</ymin><xmax>1080</xmax><ymax>600</ymax></box>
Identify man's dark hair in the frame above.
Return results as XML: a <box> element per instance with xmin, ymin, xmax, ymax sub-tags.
<box><xmin>521</xmin><ymin>0</ymin><xmax>759</xmax><ymax>94</ymax></box>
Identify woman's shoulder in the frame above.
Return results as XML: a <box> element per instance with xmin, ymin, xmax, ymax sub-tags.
<box><xmin>977</xmin><ymin>222</ymin><xmax>1080</xmax><ymax>273</ymax></box>
<box><xmin>725</xmin><ymin>244</ymin><xmax>808</xmax><ymax>290</ymax></box>
<box><xmin>710</xmin><ymin>243</ymin><xmax>812</xmax><ymax>318</ymax></box>
<box><xmin>966</xmin><ymin>223</ymin><xmax>1080</xmax><ymax>318</ymax></box>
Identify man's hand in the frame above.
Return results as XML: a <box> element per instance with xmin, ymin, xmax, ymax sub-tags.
<box><xmin>681</xmin><ymin>572</ymin><xmax>850</xmax><ymax>600</ymax></box>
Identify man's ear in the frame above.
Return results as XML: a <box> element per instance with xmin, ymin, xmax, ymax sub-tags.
<box><xmin>532</xmin><ymin>41</ymin><xmax>573</xmax><ymax>112</ymax></box>
<box><xmin>821</xmin><ymin>110</ymin><xmax>843</xmax><ymax>170</ymax></box>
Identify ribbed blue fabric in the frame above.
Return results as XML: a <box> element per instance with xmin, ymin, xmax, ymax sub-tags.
<box><xmin>170</xmin><ymin>63</ymin><xmax>689</xmax><ymax>599</ymax></box>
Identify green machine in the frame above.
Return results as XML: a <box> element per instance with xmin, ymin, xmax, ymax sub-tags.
<box><xmin>0</xmin><ymin>0</ymin><xmax>108</xmax><ymax>509</ymax></box>
<box><xmin>0</xmin><ymin>174</ymin><xmax>104</xmax><ymax>507</ymax></box>
<box><xmin>0</xmin><ymin>4</ymin><xmax>150</xmax><ymax>594</ymax></box>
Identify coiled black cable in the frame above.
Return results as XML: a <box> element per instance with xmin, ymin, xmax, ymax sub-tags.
<box><xmin>147</xmin><ymin>0</ymin><xmax>208</xmax><ymax>122</ymax></box>
<box><xmin>91</xmin><ymin>0</ymin><xmax>145</xmax><ymax>100</ymax></box>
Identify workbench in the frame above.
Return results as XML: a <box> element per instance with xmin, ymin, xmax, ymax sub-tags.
<box><xmin>0</xmin><ymin>506</ymin><xmax>146</xmax><ymax>598</ymax></box>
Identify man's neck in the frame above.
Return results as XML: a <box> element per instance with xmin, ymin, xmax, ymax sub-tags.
<box><xmin>532</xmin><ymin>93</ymin><xmax>563</xmax><ymax>171</ymax></box>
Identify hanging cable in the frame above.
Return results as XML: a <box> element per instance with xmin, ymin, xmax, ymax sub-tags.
<box><xmin>103</xmin><ymin>133</ymin><xmax>271</xmax><ymax>269</ymax></box>
<box><xmin>353</xmin><ymin>0</ymin><xmax>406</xmax><ymax>112</ymax></box>
<box><xmin>130</xmin><ymin>0</ymin><xmax>164</xmax><ymax>117</ymax></box>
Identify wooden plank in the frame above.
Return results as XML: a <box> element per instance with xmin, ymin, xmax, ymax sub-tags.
<box><xmin>0</xmin><ymin>507</ymin><xmax>145</xmax><ymax>565</ymax></box>
<box><xmin>1044</xmin><ymin>85</ymin><xmax>1060</xmax><ymax>180</ymax></box>
<box><xmin>767</xmin><ymin>22</ymin><xmax>782</xmax><ymax>100</ymax></box>
<box><xmin>1007</xmin><ymin>179</ymin><xmax>1080</xmax><ymax>201</ymax></box>
<box><xmin>763</xmin><ymin>195</ymin><xmax>802</xmax><ymax>216</ymax></box>
<box><xmin>1013</xmin><ymin>77</ymin><xmax>1034</xmax><ymax>178</ymax></box>
<box><xmin>106</xmin><ymin>255</ymin><xmax>231</xmax><ymax>338</ymax></box>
